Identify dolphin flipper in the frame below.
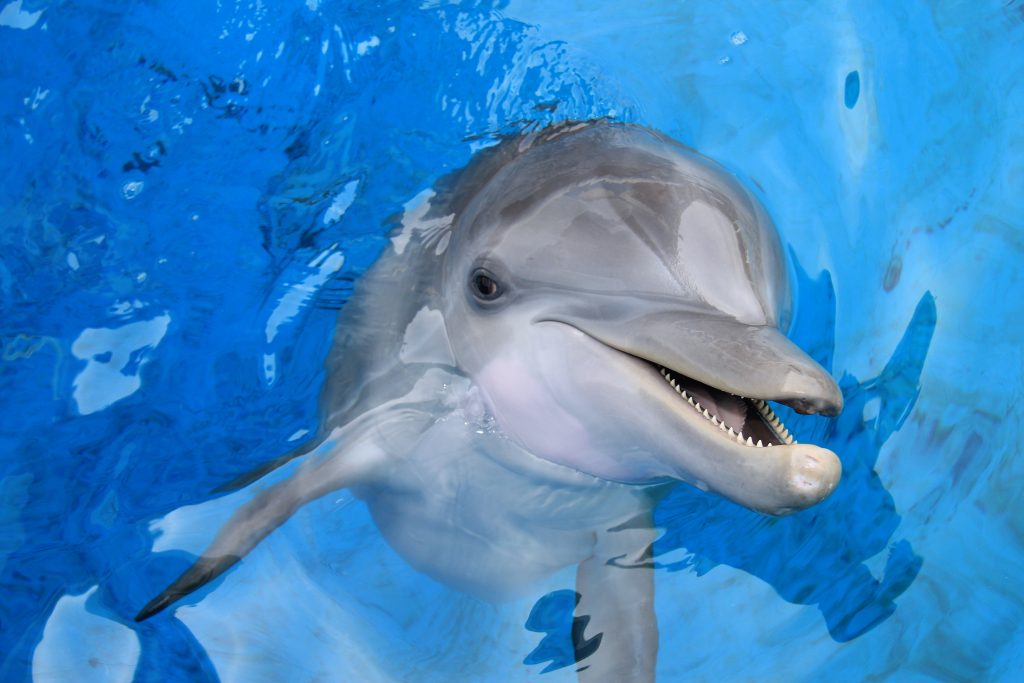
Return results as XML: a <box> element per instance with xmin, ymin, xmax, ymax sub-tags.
<box><xmin>574</xmin><ymin>515</ymin><xmax>658</xmax><ymax>682</ymax></box>
<box><xmin>135</xmin><ymin>555</ymin><xmax>241</xmax><ymax>621</ymax></box>
<box><xmin>136</xmin><ymin>421</ymin><xmax>391</xmax><ymax>622</ymax></box>
<box><xmin>212</xmin><ymin>439</ymin><xmax>320</xmax><ymax>493</ymax></box>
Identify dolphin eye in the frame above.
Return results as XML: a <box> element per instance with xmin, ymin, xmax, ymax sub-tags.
<box><xmin>470</xmin><ymin>269</ymin><xmax>502</xmax><ymax>301</ymax></box>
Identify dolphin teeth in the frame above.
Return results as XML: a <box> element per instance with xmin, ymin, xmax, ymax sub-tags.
<box><xmin>752</xmin><ymin>399</ymin><xmax>793</xmax><ymax>448</ymax></box>
<box><xmin>660</xmin><ymin>368</ymin><xmax>800</xmax><ymax>449</ymax></box>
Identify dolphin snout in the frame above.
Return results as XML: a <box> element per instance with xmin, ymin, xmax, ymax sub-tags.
<box><xmin>780</xmin><ymin>367</ymin><xmax>844</xmax><ymax>416</ymax></box>
<box><xmin>785</xmin><ymin>395</ymin><xmax>842</xmax><ymax>416</ymax></box>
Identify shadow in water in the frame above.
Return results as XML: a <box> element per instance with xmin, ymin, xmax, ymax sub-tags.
<box><xmin>525</xmin><ymin>590</ymin><xmax>603</xmax><ymax>674</ymax></box>
<box><xmin>652</xmin><ymin>261</ymin><xmax>935</xmax><ymax>642</ymax></box>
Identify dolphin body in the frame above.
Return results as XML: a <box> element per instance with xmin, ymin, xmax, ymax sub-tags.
<box><xmin>137</xmin><ymin>121</ymin><xmax>843</xmax><ymax>681</ymax></box>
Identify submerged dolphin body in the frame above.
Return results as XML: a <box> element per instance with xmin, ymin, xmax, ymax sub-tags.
<box><xmin>137</xmin><ymin>122</ymin><xmax>843</xmax><ymax>680</ymax></box>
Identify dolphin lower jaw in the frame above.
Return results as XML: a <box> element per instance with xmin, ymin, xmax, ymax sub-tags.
<box><xmin>644</xmin><ymin>359</ymin><xmax>841</xmax><ymax>515</ymax></box>
<box><xmin>583</xmin><ymin>339</ymin><xmax>842</xmax><ymax>515</ymax></box>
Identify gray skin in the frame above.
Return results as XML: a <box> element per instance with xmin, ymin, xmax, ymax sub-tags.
<box><xmin>137</xmin><ymin>122</ymin><xmax>843</xmax><ymax>682</ymax></box>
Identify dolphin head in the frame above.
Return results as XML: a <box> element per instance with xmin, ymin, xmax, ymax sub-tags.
<box><xmin>440</xmin><ymin>122</ymin><xmax>842</xmax><ymax>515</ymax></box>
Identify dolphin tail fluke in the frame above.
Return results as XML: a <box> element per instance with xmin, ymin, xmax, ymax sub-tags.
<box><xmin>212</xmin><ymin>440</ymin><xmax>319</xmax><ymax>493</ymax></box>
<box><xmin>134</xmin><ymin>554</ymin><xmax>240</xmax><ymax>622</ymax></box>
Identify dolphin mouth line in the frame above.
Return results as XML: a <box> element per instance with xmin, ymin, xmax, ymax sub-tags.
<box><xmin>656</xmin><ymin>365</ymin><xmax>795</xmax><ymax>448</ymax></box>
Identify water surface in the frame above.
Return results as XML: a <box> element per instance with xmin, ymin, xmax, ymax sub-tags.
<box><xmin>2</xmin><ymin>1</ymin><xmax>1022</xmax><ymax>681</ymax></box>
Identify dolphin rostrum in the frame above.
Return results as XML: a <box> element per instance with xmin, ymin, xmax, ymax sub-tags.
<box><xmin>136</xmin><ymin>121</ymin><xmax>843</xmax><ymax>681</ymax></box>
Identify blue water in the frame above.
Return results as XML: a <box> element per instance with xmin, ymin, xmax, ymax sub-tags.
<box><xmin>2</xmin><ymin>1</ymin><xmax>1022</xmax><ymax>681</ymax></box>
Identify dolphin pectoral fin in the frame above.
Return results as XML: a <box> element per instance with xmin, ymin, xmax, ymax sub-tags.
<box><xmin>136</xmin><ymin>429</ymin><xmax>389</xmax><ymax>622</ymax></box>
<box><xmin>573</xmin><ymin>519</ymin><xmax>657</xmax><ymax>682</ymax></box>
<box><xmin>135</xmin><ymin>554</ymin><xmax>240</xmax><ymax>622</ymax></box>
<box><xmin>213</xmin><ymin>439</ymin><xmax>320</xmax><ymax>494</ymax></box>
<box><xmin>134</xmin><ymin>475</ymin><xmax>306</xmax><ymax>622</ymax></box>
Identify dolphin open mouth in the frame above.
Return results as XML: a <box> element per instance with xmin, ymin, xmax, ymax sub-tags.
<box><xmin>533</xmin><ymin>316</ymin><xmax>842</xmax><ymax>514</ymax></box>
<box><xmin>656</xmin><ymin>365</ymin><xmax>794</xmax><ymax>448</ymax></box>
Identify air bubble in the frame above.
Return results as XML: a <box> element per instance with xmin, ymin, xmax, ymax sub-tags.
<box><xmin>122</xmin><ymin>181</ymin><xmax>144</xmax><ymax>200</ymax></box>
<box><xmin>844</xmin><ymin>70</ymin><xmax>860</xmax><ymax>109</ymax></box>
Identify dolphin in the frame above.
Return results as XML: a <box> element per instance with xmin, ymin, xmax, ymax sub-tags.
<box><xmin>136</xmin><ymin>121</ymin><xmax>842</xmax><ymax>681</ymax></box>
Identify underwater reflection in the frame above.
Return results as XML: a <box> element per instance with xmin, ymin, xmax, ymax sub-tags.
<box><xmin>523</xmin><ymin>270</ymin><xmax>935</xmax><ymax>673</ymax></box>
